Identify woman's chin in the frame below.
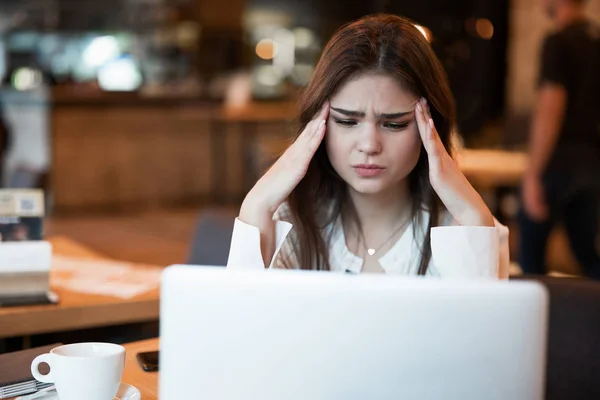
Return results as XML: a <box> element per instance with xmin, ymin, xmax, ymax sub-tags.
<box><xmin>347</xmin><ymin>178</ymin><xmax>391</xmax><ymax>195</ymax></box>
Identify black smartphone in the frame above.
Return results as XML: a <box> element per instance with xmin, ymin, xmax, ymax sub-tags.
<box><xmin>136</xmin><ymin>351</ymin><xmax>159</xmax><ymax>372</ymax></box>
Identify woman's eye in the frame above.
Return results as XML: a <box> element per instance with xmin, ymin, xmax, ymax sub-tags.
<box><xmin>383</xmin><ymin>122</ymin><xmax>410</xmax><ymax>131</ymax></box>
<box><xmin>333</xmin><ymin>118</ymin><xmax>357</xmax><ymax>127</ymax></box>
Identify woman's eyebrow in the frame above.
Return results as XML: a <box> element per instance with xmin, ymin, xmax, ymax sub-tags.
<box><xmin>378</xmin><ymin>110</ymin><xmax>414</xmax><ymax>119</ymax></box>
<box><xmin>330</xmin><ymin>106</ymin><xmax>414</xmax><ymax>119</ymax></box>
<box><xmin>330</xmin><ymin>107</ymin><xmax>365</xmax><ymax>117</ymax></box>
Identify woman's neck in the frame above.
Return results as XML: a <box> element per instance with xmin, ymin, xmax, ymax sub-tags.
<box><xmin>346</xmin><ymin>181</ymin><xmax>412</xmax><ymax>234</ymax></box>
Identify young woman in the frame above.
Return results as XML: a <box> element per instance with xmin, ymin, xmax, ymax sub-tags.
<box><xmin>227</xmin><ymin>14</ymin><xmax>509</xmax><ymax>278</ymax></box>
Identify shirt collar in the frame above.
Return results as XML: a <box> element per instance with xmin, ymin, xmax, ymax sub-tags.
<box><xmin>327</xmin><ymin>212</ymin><xmax>426</xmax><ymax>274</ymax></box>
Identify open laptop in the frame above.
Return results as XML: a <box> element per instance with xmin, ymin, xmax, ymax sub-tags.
<box><xmin>159</xmin><ymin>265</ymin><xmax>548</xmax><ymax>400</ymax></box>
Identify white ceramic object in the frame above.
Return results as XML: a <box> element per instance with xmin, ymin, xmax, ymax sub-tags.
<box><xmin>30</xmin><ymin>343</ymin><xmax>125</xmax><ymax>400</ymax></box>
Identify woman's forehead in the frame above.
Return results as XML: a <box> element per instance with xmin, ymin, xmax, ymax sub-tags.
<box><xmin>330</xmin><ymin>74</ymin><xmax>418</xmax><ymax>112</ymax></box>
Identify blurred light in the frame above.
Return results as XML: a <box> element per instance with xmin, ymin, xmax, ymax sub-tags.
<box><xmin>39</xmin><ymin>35</ymin><xmax>61</xmax><ymax>54</ymax></box>
<box><xmin>83</xmin><ymin>36</ymin><xmax>120</xmax><ymax>67</ymax></box>
<box><xmin>12</xmin><ymin>68</ymin><xmax>43</xmax><ymax>91</ymax></box>
<box><xmin>72</xmin><ymin>63</ymin><xmax>97</xmax><ymax>82</ymax></box>
<box><xmin>97</xmin><ymin>57</ymin><xmax>143</xmax><ymax>92</ymax></box>
<box><xmin>255</xmin><ymin>38</ymin><xmax>277</xmax><ymax>60</ymax></box>
<box><xmin>176</xmin><ymin>22</ymin><xmax>201</xmax><ymax>49</ymax></box>
<box><xmin>255</xmin><ymin>65</ymin><xmax>283</xmax><ymax>87</ymax></box>
<box><xmin>273</xmin><ymin>28</ymin><xmax>295</xmax><ymax>73</ymax></box>
<box><xmin>290</xmin><ymin>64</ymin><xmax>314</xmax><ymax>86</ymax></box>
<box><xmin>293</xmin><ymin>27</ymin><xmax>315</xmax><ymax>49</ymax></box>
<box><xmin>50</xmin><ymin>55</ymin><xmax>71</xmax><ymax>77</ymax></box>
<box><xmin>7</xmin><ymin>32</ymin><xmax>38</xmax><ymax>51</ymax></box>
<box><xmin>414</xmin><ymin>24</ymin><xmax>432</xmax><ymax>42</ymax></box>
<box><xmin>475</xmin><ymin>19</ymin><xmax>494</xmax><ymax>39</ymax></box>
<box><xmin>249</xmin><ymin>25</ymin><xmax>279</xmax><ymax>45</ymax></box>
<box><xmin>244</xmin><ymin>8</ymin><xmax>293</xmax><ymax>45</ymax></box>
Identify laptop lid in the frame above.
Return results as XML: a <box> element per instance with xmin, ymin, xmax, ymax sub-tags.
<box><xmin>159</xmin><ymin>265</ymin><xmax>547</xmax><ymax>400</ymax></box>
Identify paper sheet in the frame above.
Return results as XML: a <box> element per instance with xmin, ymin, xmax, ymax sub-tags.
<box><xmin>51</xmin><ymin>255</ymin><xmax>162</xmax><ymax>299</ymax></box>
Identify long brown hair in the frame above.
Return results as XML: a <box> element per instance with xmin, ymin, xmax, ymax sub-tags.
<box><xmin>286</xmin><ymin>14</ymin><xmax>456</xmax><ymax>274</ymax></box>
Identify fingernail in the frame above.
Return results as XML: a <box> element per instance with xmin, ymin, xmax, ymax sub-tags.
<box><xmin>319</xmin><ymin>119</ymin><xmax>326</xmax><ymax>128</ymax></box>
<box><xmin>428</xmin><ymin>118</ymin><xmax>434</xmax><ymax>128</ymax></box>
<box><xmin>416</xmin><ymin>103</ymin><xmax>421</xmax><ymax>112</ymax></box>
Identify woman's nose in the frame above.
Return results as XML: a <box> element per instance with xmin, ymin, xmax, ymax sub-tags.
<box><xmin>357</xmin><ymin>123</ymin><xmax>382</xmax><ymax>155</ymax></box>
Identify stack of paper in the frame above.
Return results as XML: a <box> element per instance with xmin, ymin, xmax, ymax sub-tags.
<box><xmin>51</xmin><ymin>255</ymin><xmax>162</xmax><ymax>299</ymax></box>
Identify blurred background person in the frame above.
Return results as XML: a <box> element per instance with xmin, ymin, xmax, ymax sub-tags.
<box><xmin>520</xmin><ymin>0</ymin><xmax>600</xmax><ymax>279</ymax></box>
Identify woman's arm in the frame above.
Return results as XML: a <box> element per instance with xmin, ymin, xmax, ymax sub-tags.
<box><xmin>415</xmin><ymin>98</ymin><xmax>494</xmax><ymax>227</ymax></box>
<box><xmin>237</xmin><ymin>197</ymin><xmax>278</xmax><ymax>267</ymax></box>
<box><xmin>227</xmin><ymin>204</ymin><xmax>294</xmax><ymax>270</ymax></box>
<box><xmin>228</xmin><ymin>103</ymin><xmax>329</xmax><ymax>268</ymax></box>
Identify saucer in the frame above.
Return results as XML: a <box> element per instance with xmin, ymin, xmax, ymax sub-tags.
<box><xmin>23</xmin><ymin>382</ymin><xmax>141</xmax><ymax>400</ymax></box>
<box><xmin>114</xmin><ymin>383</ymin><xmax>142</xmax><ymax>400</ymax></box>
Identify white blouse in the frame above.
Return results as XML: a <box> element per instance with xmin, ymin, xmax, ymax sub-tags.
<box><xmin>227</xmin><ymin>203</ymin><xmax>510</xmax><ymax>279</ymax></box>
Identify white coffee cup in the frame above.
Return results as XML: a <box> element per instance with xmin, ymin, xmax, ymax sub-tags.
<box><xmin>30</xmin><ymin>342</ymin><xmax>125</xmax><ymax>400</ymax></box>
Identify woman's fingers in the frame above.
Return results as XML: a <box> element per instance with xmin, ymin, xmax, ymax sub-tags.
<box><xmin>307</xmin><ymin>119</ymin><xmax>327</xmax><ymax>154</ymax></box>
<box><xmin>416</xmin><ymin>98</ymin><xmax>446</xmax><ymax>161</ymax></box>
<box><xmin>415</xmin><ymin>100</ymin><xmax>434</xmax><ymax>155</ymax></box>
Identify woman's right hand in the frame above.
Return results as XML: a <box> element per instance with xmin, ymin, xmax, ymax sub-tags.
<box><xmin>241</xmin><ymin>101</ymin><xmax>330</xmax><ymax>219</ymax></box>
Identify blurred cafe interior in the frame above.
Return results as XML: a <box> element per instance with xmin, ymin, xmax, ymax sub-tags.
<box><xmin>0</xmin><ymin>0</ymin><xmax>599</xmax><ymax>398</ymax></box>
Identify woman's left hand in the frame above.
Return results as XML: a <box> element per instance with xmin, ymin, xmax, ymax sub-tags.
<box><xmin>415</xmin><ymin>97</ymin><xmax>494</xmax><ymax>227</ymax></box>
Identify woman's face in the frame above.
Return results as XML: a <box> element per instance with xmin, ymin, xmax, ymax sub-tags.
<box><xmin>326</xmin><ymin>73</ymin><xmax>422</xmax><ymax>195</ymax></box>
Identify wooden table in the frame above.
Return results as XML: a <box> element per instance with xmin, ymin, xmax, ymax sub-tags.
<box><xmin>0</xmin><ymin>236</ymin><xmax>161</xmax><ymax>339</ymax></box>
<box><xmin>122</xmin><ymin>338</ymin><xmax>159</xmax><ymax>400</ymax></box>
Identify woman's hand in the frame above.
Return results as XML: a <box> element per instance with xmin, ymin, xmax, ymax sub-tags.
<box><xmin>415</xmin><ymin>98</ymin><xmax>494</xmax><ymax>227</ymax></box>
<box><xmin>240</xmin><ymin>101</ymin><xmax>330</xmax><ymax>221</ymax></box>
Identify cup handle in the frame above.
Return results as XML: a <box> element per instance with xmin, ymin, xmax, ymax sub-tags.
<box><xmin>30</xmin><ymin>354</ymin><xmax>53</xmax><ymax>383</ymax></box>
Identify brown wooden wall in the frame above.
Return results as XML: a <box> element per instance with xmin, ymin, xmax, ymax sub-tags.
<box><xmin>50</xmin><ymin>103</ymin><xmax>295</xmax><ymax>214</ymax></box>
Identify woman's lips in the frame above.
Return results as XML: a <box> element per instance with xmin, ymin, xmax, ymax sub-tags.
<box><xmin>353</xmin><ymin>164</ymin><xmax>385</xmax><ymax>177</ymax></box>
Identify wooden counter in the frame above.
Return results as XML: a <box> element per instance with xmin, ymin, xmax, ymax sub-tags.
<box><xmin>50</xmin><ymin>101</ymin><xmax>297</xmax><ymax>213</ymax></box>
